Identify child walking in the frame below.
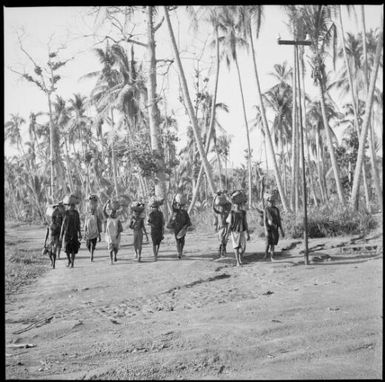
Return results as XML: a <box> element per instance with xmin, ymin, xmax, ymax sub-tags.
<box><xmin>84</xmin><ymin>195</ymin><xmax>103</xmax><ymax>262</ymax></box>
<box><xmin>103</xmin><ymin>199</ymin><xmax>123</xmax><ymax>264</ymax></box>
<box><xmin>226</xmin><ymin>191</ymin><xmax>250</xmax><ymax>267</ymax></box>
<box><xmin>148</xmin><ymin>199</ymin><xmax>165</xmax><ymax>261</ymax></box>
<box><xmin>264</xmin><ymin>194</ymin><xmax>284</xmax><ymax>261</ymax></box>
<box><xmin>60</xmin><ymin>195</ymin><xmax>82</xmax><ymax>268</ymax></box>
<box><xmin>129</xmin><ymin>202</ymin><xmax>148</xmax><ymax>262</ymax></box>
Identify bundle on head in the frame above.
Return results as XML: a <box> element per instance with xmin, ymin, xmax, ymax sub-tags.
<box><xmin>88</xmin><ymin>194</ymin><xmax>98</xmax><ymax>202</ymax></box>
<box><xmin>131</xmin><ymin>202</ymin><xmax>145</xmax><ymax>213</ymax></box>
<box><xmin>118</xmin><ymin>195</ymin><xmax>131</xmax><ymax>208</ymax></box>
<box><xmin>149</xmin><ymin>197</ymin><xmax>164</xmax><ymax>208</ymax></box>
<box><xmin>110</xmin><ymin>200</ymin><xmax>121</xmax><ymax>211</ymax></box>
<box><xmin>174</xmin><ymin>193</ymin><xmax>187</xmax><ymax>206</ymax></box>
<box><xmin>45</xmin><ymin>204</ymin><xmax>58</xmax><ymax>218</ymax></box>
<box><xmin>231</xmin><ymin>190</ymin><xmax>247</xmax><ymax>205</ymax></box>
<box><xmin>214</xmin><ymin>193</ymin><xmax>229</xmax><ymax>207</ymax></box>
<box><xmin>63</xmin><ymin>194</ymin><xmax>80</xmax><ymax>206</ymax></box>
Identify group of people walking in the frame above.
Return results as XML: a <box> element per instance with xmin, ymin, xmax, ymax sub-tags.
<box><xmin>43</xmin><ymin>189</ymin><xmax>284</xmax><ymax>269</ymax></box>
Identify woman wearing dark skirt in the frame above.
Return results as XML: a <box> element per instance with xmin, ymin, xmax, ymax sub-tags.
<box><xmin>171</xmin><ymin>196</ymin><xmax>191</xmax><ymax>259</ymax></box>
<box><xmin>148</xmin><ymin>200</ymin><xmax>165</xmax><ymax>261</ymax></box>
<box><xmin>264</xmin><ymin>195</ymin><xmax>284</xmax><ymax>261</ymax></box>
<box><xmin>60</xmin><ymin>198</ymin><xmax>82</xmax><ymax>268</ymax></box>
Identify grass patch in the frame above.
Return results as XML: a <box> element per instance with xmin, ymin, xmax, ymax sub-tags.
<box><xmin>5</xmin><ymin>244</ymin><xmax>50</xmax><ymax>300</ymax></box>
<box><xmin>282</xmin><ymin>204</ymin><xmax>378</xmax><ymax>239</ymax></box>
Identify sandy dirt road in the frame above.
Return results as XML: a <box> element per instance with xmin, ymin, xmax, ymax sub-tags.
<box><xmin>5</xmin><ymin>223</ymin><xmax>383</xmax><ymax>379</ymax></box>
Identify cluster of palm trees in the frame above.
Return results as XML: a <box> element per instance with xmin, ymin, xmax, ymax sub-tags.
<box><xmin>4</xmin><ymin>5</ymin><xmax>383</xmax><ymax>224</ymax></box>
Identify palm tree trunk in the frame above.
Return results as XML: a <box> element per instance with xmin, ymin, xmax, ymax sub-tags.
<box><xmin>110</xmin><ymin>109</ymin><xmax>119</xmax><ymax>198</ymax></box>
<box><xmin>215</xmin><ymin>146</ymin><xmax>224</xmax><ymax>190</ymax></box>
<box><xmin>64</xmin><ymin>138</ymin><xmax>74</xmax><ymax>193</ymax></box>
<box><xmin>318</xmin><ymin>76</ymin><xmax>345</xmax><ymax>204</ymax></box>
<box><xmin>248</xmin><ymin>22</ymin><xmax>290</xmax><ymax>212</ymax></box>
<box><xmin>316</xmin><ymin>124</ymin><xmax>326</xmax><ymax>202</ymax></box>
<box><xmin>147</xmin><ymin>6</ymin><xmax>168</xmax><ymax>220</ymax></box>
<box><xmin>299</xmin><ymin>47</ymin><xmax>318</xmax><ymax>207</ymax></box>
<box><xmin>233</xmin><ymin>56</ymin><xmax>252</xmax><ymax>209</ymax></box>
<box><xmin>164</xmin><ymin>6</ymin><xmax>216</xmax><ymax>196</ymax></box>
<box><xmin>351</xmin><ymin>26</ymin><xmax>383</xmax><ymax>210</ymax></box>
<box><xmin>290</xmin><ymin>46</ymin><xmax>298</xmax><ymax>212</ymax></box>
<box><xmin>47</xmin><ymin>92</ymin><xmax>55</xmax><ymax>202</ymax></box>
<box><xmin>361</xmin><ymin>5</ymin><xmax>383</xmax><ymax>212</ymax></box>
<box><xmin>338</xmin><ymin>5</ymin><xmax>370</xmax><ymax>210</ymax></box>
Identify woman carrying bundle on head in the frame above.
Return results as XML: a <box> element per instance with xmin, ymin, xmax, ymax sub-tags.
<box><xmin>84</xmin><ymin>194</ymin><xmax>103</xmax><ymax>262</ymax></box>
<box><xmin>226</xmin><ymin>190</ymin><xmax>250</xmax><ymax>267</ymax></box>
<box><xmin>129</xmin><ymin>202</ymin><xmax>148</xmax><ymax>262</ymax></box>
<box><xmin>42</xmin><ymin>202</ymin><xmax>64</xmax><ymax>269</ymax></box>
<box><xmin>213</xmin><ymin>191</ymin><xmax>232</xmax><ymax>258</ymax></box>
<box><xmin>168</xmin><ymin>193</ymin><xmax>191</xmax><ymax>259</ymax></box>
<box><xmin>147</xmin><ymin>198</ymin><xmax>165</xmax><ymax>261</ymax></box>
<box><xmin>263</xmin><ymin>193</ymin><xmax>284</xmax><ymax>261</ymax></box>
<box><xmin>59</xmin><ymin>194</ymin><xmax>82</xmax><ymax>268</ymax></box>
<box><xmin>103</xmin><ymin>199</ymin><xmax>123</xmax><ymax>265</ymax></box>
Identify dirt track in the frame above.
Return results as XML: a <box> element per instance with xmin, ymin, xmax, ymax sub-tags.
<box><xmin>5</xmin><ymin>223</ymin><xmax>383</xmax><ymax>379</ymax></box>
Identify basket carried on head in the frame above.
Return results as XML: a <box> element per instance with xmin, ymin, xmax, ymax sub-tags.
<box><xmin>45</xmin><ymin>204</ymin><xmax>59</xmax><ymax>218</ymax></box>
<box><xmin>230</xmin><ymin>190</ymin><xmax>247</xmax><ymax>205</ymax></box>
<box><xmin>213</xmin><ymin>193</ymin><xmax>230</xmax><ymax>207</ymax></box>
<box><xmin>62</xmin><ymin>194</ymin><xmax>80</xmax><ymax>205</ymax></box>
<box><xmin>149</xmin><ymin>197</ymin><xmax>164</xmax><ymax>208</ymax></box>
<box><xmin>131</xmin><ymin>202</ymin><xmax>145</xmax><ymax>213</ymax></box>
<box><xmin>174</xmin><ymin>193</ymin><xmax>187</xmax><ymax>206</ymax></box>
<box><xmin>109</xmin><ymin>200</ymin><xmax>121</xmax><ymax>211</ymax></box>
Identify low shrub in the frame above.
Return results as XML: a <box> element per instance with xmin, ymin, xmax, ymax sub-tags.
<box><xmin>5</xmin><ymin>246</ymin><xmax>49</xmax><ymax>299</ymax></box>
<box><xmin>282</xmin><ymin>204</ymin><xmax>377</xmax><ymax>239</ymax></box>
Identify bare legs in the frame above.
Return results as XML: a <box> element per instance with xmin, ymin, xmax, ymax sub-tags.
<box><xmin>264</xmin><ymin>244</ymin><xmax>275</xmax><ymax>261</ymax></box>
<box><xmin>153</xmin><ymin>244</ymin><xmax>160</xmax><ymax>261</ymax></box>
<box><xmin>234</xmin><ymin>247</ymin><xmax>243</xmax><ymax>267</ymax></box>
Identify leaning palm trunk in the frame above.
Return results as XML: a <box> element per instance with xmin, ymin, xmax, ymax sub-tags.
<box><xmin>361</xmin><ymin>6</ymin><xmax>383</xmax><ymax>212</ymax></box>
<box><xmin>299</xmin><ymin>48</ymin><xmax>318</xmax><ymax>207</ymax></box>
<box><xmin>47</xmin><ymin>93</ymin><xmax>55</xmax><ymax>202</ymax></box>
<box><xmin>291</xmin><ymin>46</ymin><xmax>299</xmax><ymax>212</ymax></box>
<box><xmin>214</xmin><ymin>134</ymin><xmax>224</xmax><ymax>190</ymax></box>
<box><xmin>234</xmin><ymin>56</ymin><xmax>252</xmax><ymax>209</ymax></box>
<box><xmin>147</xmin><ymin>6</ymin><xmax>168</xmax><ymax>220</ymax></box>
<box><xmin>248</xmin><ymin>23</ymin><xmax>290</xmax><ymax>211</ymax></box>
<box><xmin>315</xmin><ymin>126</ymin><xmax>326</xmax><ymax>203</ymax></box>
<box><xmin>338</xmin><ymin>5</ymin><xmax>370</xmax><ymax>210</ymax></box>
<box><xmin>110</xmin><ymin>109</ymin><xmax>119</xmax><ymax>198</ymax></box>
<box><xmin>351</xmin><ymin>27</ymin><xmax>383</xmax><ymax>211</ymax></box>
<box><xmin>164</xmin><ymin>6</ymin><xmax>216</xmax><ymax>196</ymax></box>
<box><xmin>318</xmin><ymin>75</ymin><xmax>345</xmax><ymax>204</ymax></box>
<box><xmin>188</xmin><ymin>30</ymin><xmax>220</xmax><ymax>216</ymax></box>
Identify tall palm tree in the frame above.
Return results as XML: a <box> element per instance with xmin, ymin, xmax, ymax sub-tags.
<box><xmin>164</xmin><ymin>6</ymin><xmax>216</xmax><ymax>196</ymax></box>
<box><xmin>335</xmin><ymin>5</ymin><xmax>371</xmax><ymax>210</ymax></box>
<box><xmin>351</xmin><ymin>22</ymin><xmax>383</xmax><ymax>210</ymax></box>
<box><xmin>306</xmin><ymin>99</ymin><xmax>340</xmax><ymax>203</ymax></box>
<box><xmin>187</xmin><ymin>6</ymin><xmax>224</xmax><ymax>213</ymax></box>
<box><xmin>301</xmin><ymin>5</ymin><xmax>346</xmax><ymax>204</ymax></box>
<box><xmin>237</xmin><ymin>5</ymin><xmax>290</xmax><ymax>211</ymax></box>
<box><xmin>360</xmin><ymin>7</ymin><xmax>383</xmax><ymax>211</ymax></box>
<box><xmin>215</xmin><ymin>6</ymin><xmax>253</xmax><ymax>208</ymax></box>
<box><xmin>5</xmin><ymin>114</ymin><xmax>45</xmax><ymax>218</ymax></box>
<box><xmin>147</xmin><ymin>6</ymin><xmax>168</xmax><ymax>219</ymax></box>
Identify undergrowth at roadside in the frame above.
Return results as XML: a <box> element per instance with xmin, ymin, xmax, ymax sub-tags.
<box><xmin>191</xmin><ymin>204</ymin><xmax>378</xmax><ymax>239</ymax></box>
<box><xmin>5</xmin><ymin>245</ymin><xmax>49</xmax><ymax>299</ymax></box>
<box><xmin>282</xmin><ymin>205</ymin><xmax>378</xmax><ymax>238</ymax></box>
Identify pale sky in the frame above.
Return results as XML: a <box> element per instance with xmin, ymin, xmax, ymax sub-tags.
<box><xmin>4</xmin><ymin>5</ymin><xmax>383</xmax><ymax>167</ymax></box>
